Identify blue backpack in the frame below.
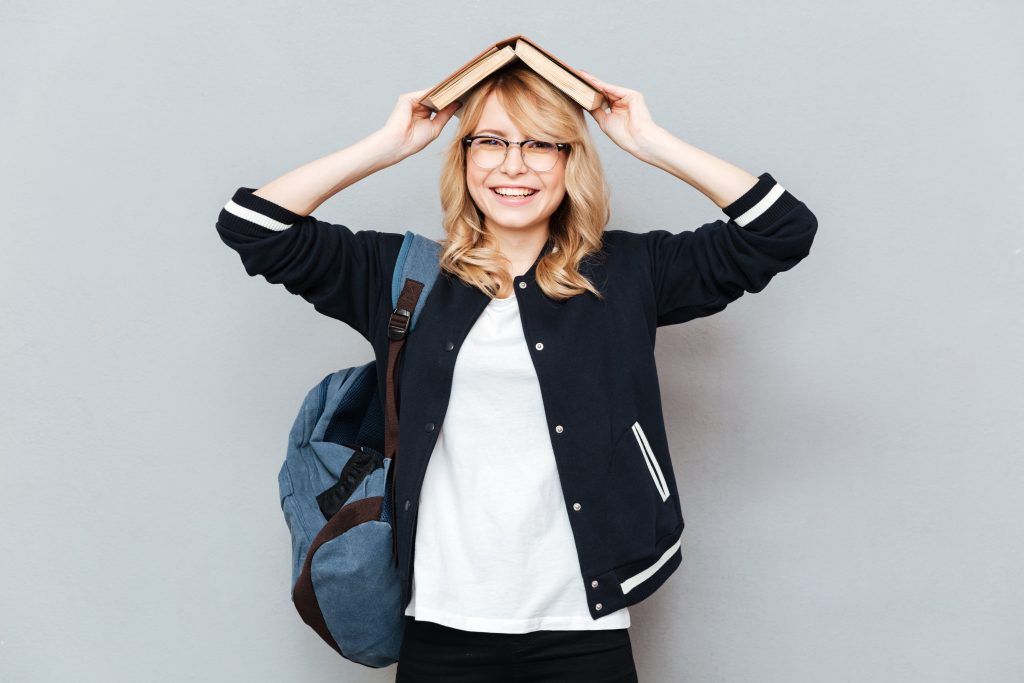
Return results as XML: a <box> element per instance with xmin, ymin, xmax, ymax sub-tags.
<box><xmin>277</xmin><ymin>231</ymin><xmax>442</xmax><ymax>668</ymax></box>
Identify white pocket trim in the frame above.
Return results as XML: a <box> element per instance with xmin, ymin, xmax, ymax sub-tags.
<box><xmin>631</xmin><ymin>421</ymin><xmax>670</xmax><ymax>502</ymax></box>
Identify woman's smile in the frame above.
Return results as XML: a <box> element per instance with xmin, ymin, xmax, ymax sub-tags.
<box><xmin>489</xmin><ymin>186</ymin><xmax>541</xmax><ymax>206</ymax></box>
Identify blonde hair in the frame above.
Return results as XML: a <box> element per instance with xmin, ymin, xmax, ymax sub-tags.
<box><xmin>437</xmin><ymin>63</ymin><xmax>611</xmax><ymax>301</ymax></box>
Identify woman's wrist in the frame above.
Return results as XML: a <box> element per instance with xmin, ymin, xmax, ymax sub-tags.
<box><xmin>364</xmin><ymin>128</ymin><xmax>408</xmax><ymax>168</ymax></box>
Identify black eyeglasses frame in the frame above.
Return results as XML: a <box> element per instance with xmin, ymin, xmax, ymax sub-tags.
<box><xmin>462</xmin><ymin>135</ymin><xmax>571</xmax><ymax>171</ymax></box>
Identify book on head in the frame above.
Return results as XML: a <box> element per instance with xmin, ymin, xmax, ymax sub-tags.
<box><xmin>419</xmin><ymin>35</ymin><xmax>607</xmax><ymax>117</ymax></box>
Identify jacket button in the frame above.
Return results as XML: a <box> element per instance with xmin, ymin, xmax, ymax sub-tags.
<box><xmin>555</xmin><ymin>425</ymin><xmax>563</xmax><ymax>433</ymax></box>
<box><xmin>572</xmin><ymin>502</ymin><xmax>582</xmax><ymax>511</ymax></box>
<box><xmin>443</xmin><ymin>341</ymin><xmax>454</xmax><ymax>351</ymax></box>
<box><xmin>591</xmin><ymin>579</ymin><xmax>599</xmax><ymax>588</ymax></box>
<box><xmin>595</xmin><ymin>603</ymin><xmax>603</xmax><ymax>611</ymax></box>
<box><xmin>535</xmin><ymin>342</ymin><xmax>544</xmax><ymax>351</ymax></box>
<box><xmin>518</xmin><ymin>281</ymin><xmax>527</xmax><ymax>289</ymax></box>
<box><xmin>425</xmin><ymin>422</ymin><xmax>435</xmax><ymax>432</ymax></box>
<box><xmin>404</xmin><ymin>499</ymin><xmax>411</xmax><ymax>511</ymax></box>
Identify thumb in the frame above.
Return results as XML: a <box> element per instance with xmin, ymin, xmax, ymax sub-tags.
<box><xmin>432</xmin><ymin>100</ymin><xmax>462</xmax><ymax>132</ymax></box>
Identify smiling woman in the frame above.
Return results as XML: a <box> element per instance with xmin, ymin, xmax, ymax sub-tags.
<box><xmin>216</xmin><ymin>43</ymin><xmax>817</xmax><ymax>683</ymax></box>
<box><xmin>466</xmin><ymin>114</ymin><xmax>564</xmax><ymax>231</ymax></box>
<box><xmin>437</xmin><ymin>62</ymin><xmax>611</xmax><ymax>301</ymax></box>
<box><xmin>466</xmin><ymin>136</ymin><xmax>568</xmax><ymax>213</ymax></box>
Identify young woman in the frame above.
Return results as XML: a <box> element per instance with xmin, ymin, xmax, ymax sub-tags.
<box><xmin>217</xmin><ymin>63</ymin><xmax>817</xmax><ymax>682</ymax></box>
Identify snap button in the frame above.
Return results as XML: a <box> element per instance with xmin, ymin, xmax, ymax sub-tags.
<box><xmin>404</xmin><ymin>499</ymin><xmax>411</xmax><ymax>511</ymax></box>
<box><xmin>518</xmin><ymin>281</ymin><xmax>527</xmax><ymax>289</ymax></box>
<box><xmin>555</xmin><ymin>425</ymin><xmax>563</xmax><ymax>433</ymax></box>
<box><xmin>534</xmin><ymin>342</ymin><xmax>544</xmax><ymax>351</ymax></box>
<box><xmin>595</xmin><ymin>603</ymin><xmax>603</xmax><ymax>611</ymax></box>
<box><xmin>425</xmin><ymin>422</ymin><xmax>435</xmax><ymax>432</ymax></box>
<box><xmin>443</xmin><ymin>341</ymin><xmax>454</xmax><ymax>351</ymax></box>
<box><xmin>591</xmin><ymin>580</ymin><xmax>599</xmax><ymax>588</ymax></box>
<box><xmin>572</xmin><ymin>502</ymin><xmax>582</xmax><ymax>511</ymax></box>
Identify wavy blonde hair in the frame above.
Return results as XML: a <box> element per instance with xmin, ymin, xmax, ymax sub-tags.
<box><xmin>437</xmin><ymin>63</ymin><xmax>611</xmax><ymax>301</ymax></box>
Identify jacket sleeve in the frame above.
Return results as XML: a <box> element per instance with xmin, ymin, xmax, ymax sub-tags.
<box><xmin>644</xmin><ymin>172</ymin><xmax>818</xmax><ymax>327</ymax></box>
<box><xmin>215</xmin><ymin>187</ymin><xmax>405</xmax><ymax>342</ymax></box>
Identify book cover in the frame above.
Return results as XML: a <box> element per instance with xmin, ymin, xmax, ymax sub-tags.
<box><xmin>420</xmin><ymin>35</ymin><xmax>607</xmax><ymax>117</ymax></box>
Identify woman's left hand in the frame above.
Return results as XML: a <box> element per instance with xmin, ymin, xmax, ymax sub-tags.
<box><xmin>577</xmin><ymin>69</ymin><xmax>664</xmax><ymax>162</ymax></box>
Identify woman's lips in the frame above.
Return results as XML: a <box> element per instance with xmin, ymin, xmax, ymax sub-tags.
<box><xmin>491</xmin><ymin>188</ymin><xmax>539</xmax><ymax>206</ymax></box>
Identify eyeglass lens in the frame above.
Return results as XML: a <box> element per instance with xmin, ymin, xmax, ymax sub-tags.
<box><xmin>470</xmin><ymin>138</ymin><xmax>560</xmax><ymax>172</ymax></box>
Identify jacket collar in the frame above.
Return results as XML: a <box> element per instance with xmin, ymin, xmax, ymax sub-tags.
<box><xmin>447</xmin><ymin>234</ymin><xmax>557</xmax><ymax>303</ymax></box>
<box><xmin>522</xmin><ymin>235</ymin><xmax>556</xmax><ymax>281</ymax></box>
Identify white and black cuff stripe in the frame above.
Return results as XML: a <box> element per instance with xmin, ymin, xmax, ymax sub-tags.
<box><xmin>218</xmin><ymin>187</ymin><xmax>304</xmax><ymax>236</ymax></box>
<box><xmin>722</xmin><ymin>172</ymin><xmax>800</xmax><ymax>230</ymax></box>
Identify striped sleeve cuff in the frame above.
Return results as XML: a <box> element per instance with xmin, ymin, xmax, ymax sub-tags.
<box><xmin>218</xmin><ymin>187</ymin><xmax>305</xmax><ymax>236</ymax></box>
<box><xmin>721</xmin><ymin>172</ymin><xmax>801</xmax><ymax>231</ymax></box>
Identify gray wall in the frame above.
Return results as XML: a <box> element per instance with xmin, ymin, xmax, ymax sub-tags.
<box><xmin>2</xmin><ymin>1</ymin><xmax>1021</xmax><ymax>681</ymax></box>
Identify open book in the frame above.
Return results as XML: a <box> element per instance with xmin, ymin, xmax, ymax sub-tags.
<box><xmin>419</xmin><ymin>35</ymin><xmax>607</xmax><ymax>117</ymax></box>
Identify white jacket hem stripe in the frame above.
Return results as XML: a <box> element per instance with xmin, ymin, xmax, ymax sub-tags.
<box><xmin>620</xmin><ymin>538</ymin><xmax>682</xmax><ymax>595</ymax></box>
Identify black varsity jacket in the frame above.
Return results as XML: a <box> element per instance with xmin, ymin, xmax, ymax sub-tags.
<box><xmin>216</xmin><ymin>171</ymin><xmax>818</xmax><ymax>619</ymax></box>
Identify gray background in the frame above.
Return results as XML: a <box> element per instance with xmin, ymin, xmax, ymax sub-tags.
<box><xmin>2</xmin><ymin>0</ymin><xmax>1021</xmax><ymax>681</ymax></box>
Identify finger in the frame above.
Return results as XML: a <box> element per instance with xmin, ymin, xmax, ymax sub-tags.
<box><xmin>579</xmin><ymin>70</ymin><xmax>629</xmax><ymax>97</ymax></box>
<box><xmin>406</xmin><ymin>88</ymin><xmax>433</xmax><ymax>105</ymax></box>
<box><xmin>583</xmin><ymin>80</ymin><xmax>623</xmax><ymax>106</ymax></box>
<box><xmin>596</xmin><ymin>80</ymin><xmax>629</xmax><ymax>97</ymax></box>
<box><xmin>410</xmin><ymin>90</ymin><xmax>438</xmax><ymax>113</ymax></box>
<box><xmin>434</xmin><ymin>100</ymin><xmax>461</xmax><ymax>125</ymax></box>
<box><xmin>429</xmin><ymin>100</ymin><xmax>458</xmax><ymax>130</ymax></box>
<box><xmin>578</xmin><ymin>69</ymin><xmax>606</xmax><ymax>89</ymax></box>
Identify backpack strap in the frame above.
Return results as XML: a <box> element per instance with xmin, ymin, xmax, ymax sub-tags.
<box><xmin>391</xmin><ymin>230</ymin><xmax>443</xmax><ymax>323</ymax></box>
<box><xmin>385</xmin><ymin>231</ymin><xmax>442</xmax><ymax>566</ymax></box>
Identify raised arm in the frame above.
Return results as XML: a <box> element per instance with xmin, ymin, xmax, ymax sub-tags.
<box><xmin>635</xmin><ymin>110</ymin><xmax>816</xmax><ymax>326</ymax></box>
<box><xmin>577</xmin><ymin>69</ymin><xmax>818</xmax><ymax>326</ymax></box>
<box><xmin>249</xmin><ymin>129</ymin><xmax>402</xmax><ymax>217</ymax></box>
<box><xmin>249</xmin><ymin>88</ymin><xmax>462</xmax><ymax>214</ymax></box>
<box><xmin>642</xmin><ymin>171</ymin><xmax>817</xmax><ymax>326</ymax></box>
<box><xmin>215</xmin><ymin>90</ymin><xmax>462</xmax><ymax>341</ymax></box>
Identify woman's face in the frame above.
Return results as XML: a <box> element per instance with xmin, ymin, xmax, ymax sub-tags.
<box><xmin>465</xmin><ymin>92</ymin><xmax>567</xmax><ymax>240</ymax></box>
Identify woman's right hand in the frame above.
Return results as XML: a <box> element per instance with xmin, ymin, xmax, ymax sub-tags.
<box><xmin>377</xmin><ymin>88</ymin><xmax>462</xmax><ymax>163</ymax></box>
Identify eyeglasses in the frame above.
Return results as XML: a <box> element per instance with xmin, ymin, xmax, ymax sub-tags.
<box><xmin>463</xmin><ymin>135</ymin><xmax>571</xmax><ymax>173</ymax></box>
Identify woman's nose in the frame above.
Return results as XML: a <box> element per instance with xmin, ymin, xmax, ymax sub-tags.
<box><xmin>501</xmin><ymin>144</ymin><xmax>527</xmax><ymax>173</ymax></box>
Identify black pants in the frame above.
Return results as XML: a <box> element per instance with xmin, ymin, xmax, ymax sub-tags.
<box><xmin>394</xmin><ymin>615</ymin><xmax>639</xmax><ymax>682</ymax></box>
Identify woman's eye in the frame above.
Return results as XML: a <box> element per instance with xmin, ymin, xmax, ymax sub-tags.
<box><xmin>529</xmin><ymin>142</ymin><xmax>555</xmax><ymax>150</ymax></box>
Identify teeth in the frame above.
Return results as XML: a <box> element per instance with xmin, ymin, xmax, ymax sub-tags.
<box><xmin>493</xmin><ymin>188</ymin><xmax>537</xmax><ymax>197</ymax></box>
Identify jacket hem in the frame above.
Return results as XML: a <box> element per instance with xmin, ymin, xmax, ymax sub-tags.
<box><xmin>585</xmin><ymin>525</ymin><xmax>684</xmax><ymax>619</ymax></box>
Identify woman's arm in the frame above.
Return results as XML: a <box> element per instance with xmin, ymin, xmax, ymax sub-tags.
<box><xmin>251</xmin><ymin>88</ymin><xmax>462</xmax><ymax>216</ymax></box>
<box><xmin>577</xmin><ymin>68</ymin><xmax>758</xmax><ymax>209</ymax></box>
<box><xmin>577</xmin><ymin>69</ymin><xmax>817</xmax><ymax>326</ymax></box>
<box><xmin>251</xmin><ymin>129</ymin><xmax>399</xmax><ymax>217</ymax></box>
<box><xmin>634</xmin><ymin>128</ymin><xmax>759</xmax><ymax>211</ymax></box>
<box><xmin>215</xmin><ymin>89</ymin><xmax>462</xmax><ymax>340</ymax></box>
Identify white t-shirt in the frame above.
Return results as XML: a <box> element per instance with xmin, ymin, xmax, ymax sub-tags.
<box><xmin>403</xmin><ymin>292</ymin><xmax>631</xmax><ymax>633</ymax></box>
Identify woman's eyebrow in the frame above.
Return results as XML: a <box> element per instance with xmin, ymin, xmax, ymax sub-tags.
<box><xmin>474</xmin><ymin>129</ymin><xmax>508</xmax><ymax>136</ymax></box>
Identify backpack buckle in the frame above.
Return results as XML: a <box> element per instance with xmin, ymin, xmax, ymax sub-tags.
<box><xmin>388</xmin><ymin>307</ymin><xmax>411</xmax><ymax>340</ymax></box>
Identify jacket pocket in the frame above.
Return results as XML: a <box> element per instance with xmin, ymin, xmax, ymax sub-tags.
<box><xmin>631</xmin><ymin>420</ymin><xmax>670</xmax><ymax>502</ymax></box>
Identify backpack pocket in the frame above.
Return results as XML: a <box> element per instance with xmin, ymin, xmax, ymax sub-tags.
<box><xmin>631</xmin><ymin>420</ymin><xmax>670</xmax><ymax>502</ymax></box>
